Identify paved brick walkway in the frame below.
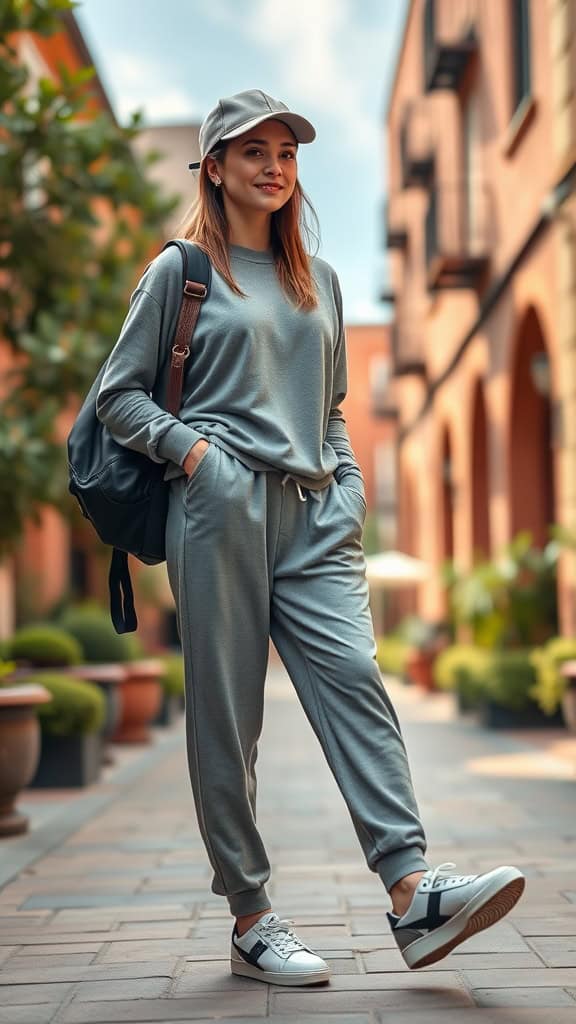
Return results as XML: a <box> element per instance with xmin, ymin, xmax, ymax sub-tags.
<box><xmin>1</xmin><ymin>654</ymin><xmax>576</xmax><ymax>1023</ymax></box>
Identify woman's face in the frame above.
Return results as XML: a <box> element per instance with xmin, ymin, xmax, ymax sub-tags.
<box><xmin>208</xmin><ymin>117</ymin><xmax>299</xmax><ymax>216</ymax></box>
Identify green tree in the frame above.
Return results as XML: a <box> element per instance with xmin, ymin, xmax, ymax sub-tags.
<box><xmin>0</xmin><ymin>0</ymin><xmax>179</xmax><ymax>555</ymax></box>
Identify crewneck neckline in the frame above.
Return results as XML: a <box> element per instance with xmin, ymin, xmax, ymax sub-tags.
<box><xmin>228</xmin><ymin>243</ymin><xmax>274</xmax><ymax>264</ymax></box>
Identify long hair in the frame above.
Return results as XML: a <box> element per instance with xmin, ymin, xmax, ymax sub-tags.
<box><xmin>173</xmin><ymin>141</ymin><xmax>321</xmax><ymax>310</ymax></box>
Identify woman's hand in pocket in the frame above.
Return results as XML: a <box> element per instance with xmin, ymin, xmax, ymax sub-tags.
<box><xmin>183</xmin><ymin>439</ymin><xmax>210</xmax><ymax>477</ymax></box>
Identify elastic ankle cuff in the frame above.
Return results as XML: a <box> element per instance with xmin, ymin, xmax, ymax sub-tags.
<box><xmin>227</xmin><ymin>885</ymin><xmax>271</xmax><ymax>917</ymax></box>
<box><xmin>375</xmin><ymin>847</ymin><xmax>430</xmax><ymax>893</ymax></box>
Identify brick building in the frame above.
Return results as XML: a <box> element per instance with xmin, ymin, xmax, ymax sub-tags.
<box><xmin>384</xmin><ymin>0</ymin><xmax>576</xmax><ymax>630</ymax></box>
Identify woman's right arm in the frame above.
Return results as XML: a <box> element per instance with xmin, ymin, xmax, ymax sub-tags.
<box><xmin>95</xmin><ymin>249</ymin><xmax>205</xmax><ymax>470</ymax></box>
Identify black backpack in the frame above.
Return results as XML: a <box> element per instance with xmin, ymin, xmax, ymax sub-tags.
<box><xmin>67</xmin><ymin>239</ymin><xmax>211</xmax><ymax>634</ymax></box>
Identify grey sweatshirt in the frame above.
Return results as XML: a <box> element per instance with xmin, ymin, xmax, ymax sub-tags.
<box><xmin>96</xmin><ymin>242</ymin><xmax>364</xmax><ymax>494</ymax></box>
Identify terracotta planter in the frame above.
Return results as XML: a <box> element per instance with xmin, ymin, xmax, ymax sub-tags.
<box><xmin>406</xmin><ymin>649</ymin><xmax>436</xmax><ymax>691</ymax></box>
<box><xmin>0</xmin><ymin>685</ymin><xmax>52</xmax><ymax>836</ymax></box>
<box><xmin>111</xmin><ymin>659</ymin><xmax>164</xmax><ymax>743</ymax></box>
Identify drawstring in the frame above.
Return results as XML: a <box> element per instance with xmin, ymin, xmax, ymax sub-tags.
<box><xmin>281</xmin><ymin>472</ymin><xmax>307</xmax><ymax>502</ymax></box>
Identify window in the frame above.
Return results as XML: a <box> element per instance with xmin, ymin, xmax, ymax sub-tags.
<box><xmin>510</xmin><ymin>0</ymin><xmax>531</xmax><ymax>114</ymax></box>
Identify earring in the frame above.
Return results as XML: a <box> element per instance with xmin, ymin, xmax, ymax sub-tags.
<box><xmin>213</xmin><ymin>176</ymin><xmax>222</xmax><ymax>186</ymax></box>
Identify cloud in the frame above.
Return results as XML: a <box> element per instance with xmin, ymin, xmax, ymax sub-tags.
<box><xmin>240</xmin><ymin>0</ymin><xmax>397</xmax><ymax>151</ymax></box>
<box><xmin>102</xmin><ymin>52</ymin><xmax>203</xmax><ymax>125</ymax></box>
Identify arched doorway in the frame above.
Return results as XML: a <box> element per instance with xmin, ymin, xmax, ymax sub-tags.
<box><xmin>509</xmin><ymin>308</ymin><xmax>556</xmax><ymax>548</ymax></box>
<box><xmin>471</xmin><ymin>378</ymin><xmax>491</xmax><ymax>561</ymax></box>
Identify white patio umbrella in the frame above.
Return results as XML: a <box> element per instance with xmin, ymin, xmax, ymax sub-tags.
<box><xmin>364</xmin><ymin>550</ymin><xmax>431</xmax><ymax>589</ymax></box>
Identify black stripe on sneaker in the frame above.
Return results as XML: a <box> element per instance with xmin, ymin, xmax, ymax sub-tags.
<box><xmin>234</xmin><ymin>938</ymin><xmax>269</xmax><ymax>967</ymax></box>
<box><xmin>403</xmin><ymin>891</ymin><xmax>451</xmax><ymax>932</ymax></box>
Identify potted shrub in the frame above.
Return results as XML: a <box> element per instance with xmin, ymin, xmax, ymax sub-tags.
<box><xmin>153</xmin><ymin>654</ymin><xmax>185</xmax><ymax>726</ymax></box>
<box><xmin>56</xmin><ymin>604</ymin><xmax>130</xmax><ymax>757</ymax></box>
<box><xmin>399</xmin><ymin>616</ymin><xmax>448</xmax><ymax>692</ymax></box>
<box><xmin>55</xmin><ymin>603</ymin><xmax>164</xmax><ymax>746</ymax></box>
<box><xmin>0</xmin><ymin>661</ymin><xmax>52</xmax><ymax>835</ymax></box>
<box><xmin>58</xmin><ymin>603</ymin><xmax>164</xmax><ymax>743</ymax></box>
<box><xmin>16</xmin><ymin>672</ymin><xmax>106</xmax><ymax>787</ymax></box>
<box><xmin>444</xmin><ymin>531</ymin><xmax>559</xmax><ymax>651</ymax></box>
<box><xmin>475</xmin><ymin>649</ymin><xmax>564</xmax><ymax>729</ymax></box>
<box><xmin>433</xmin><ymin>644</ymin><xmax>491</xmax><ymax>712</ymax></box>
<box><xmin>5</xmin><ymin>624</ymin><xmax>83</xmax><ymax>671</ymax></box>
<box><xmin>530</xmin><ymin>637</ymin><xmax>576</xmax><ymax>732</ymax></box>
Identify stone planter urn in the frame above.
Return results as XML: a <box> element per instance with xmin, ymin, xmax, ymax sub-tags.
<box><xmin>111</xmin><ymin>659</ymin><xmax>164</xmax><ymax>744</ymax></box>
<box><xmin>0</xmin><ymin>684</ymin><xmax>52</xmax><ymax>836</ymax></box>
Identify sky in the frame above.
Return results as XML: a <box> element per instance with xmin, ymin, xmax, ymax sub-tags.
<box><xmin>74</xmin><ymin>0</ymin><xmax>408</xmax><ymax>324</ymax></box>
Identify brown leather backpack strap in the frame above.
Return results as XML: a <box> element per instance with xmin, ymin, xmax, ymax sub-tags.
<box><xmin>166</xmin><ymin>279</ymin><xmax>207</xmax><ymax>416</ymax></box>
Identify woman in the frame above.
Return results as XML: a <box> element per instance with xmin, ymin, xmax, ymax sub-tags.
<box><xmin>96</xmin><ymin>89</ymin><xmax>526</xmax><ymax>988</ymax></box>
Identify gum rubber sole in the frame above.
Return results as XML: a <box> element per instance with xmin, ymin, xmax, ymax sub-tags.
<box><xmin>231</xmin><ymin>952</ymin><xmax>331</xmax><ymax>986</ymax></box>
<box><xmin>406</xmin><ymin>874</ymin><xmax>526</xmax><ymax>970</ymax></box>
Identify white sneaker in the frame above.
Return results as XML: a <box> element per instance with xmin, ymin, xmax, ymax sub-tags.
<box><xmin>387</xmin><ymin>861</ymin><xmax>526</xmax><ymax>970</ymax></box>
<box><xmin>230</xmin><ymin>911</ymin><xmax>331</xmax><ymax>986</ymax></box>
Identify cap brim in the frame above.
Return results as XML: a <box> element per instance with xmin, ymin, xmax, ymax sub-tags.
<box><xmin>220</xmin><ymin>111</ymin><xmax>316</xmax><ymax>144</ymax></box>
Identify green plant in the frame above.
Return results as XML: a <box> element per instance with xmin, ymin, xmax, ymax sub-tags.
<box><xmin>529</xmin><ymin>637</ymin><xmax>576</xmax><ymax>715</ymax></box>
<box><xmin>443</xmin><ymin>531</ymin><xmax>559</xmax><ymax>649</ymax></box>
<box><xmin>12</xmin><ymin>672</ymin><xmax>105</xmax><ymax>735</ymax></box>
<box><xmin>433</xmin><ymin>645</ymin><xmax>486</xmax><ymax>692</ymax></box>
<box><xmin>57</xmin><ymin>603</ymin><xmax>138</xmax><ymax>663</ymax></box>
<box><xmin>5</xmin><ymin>624</ymin><xmax>82</xmax><ymax>666</ymax></box>
<box><xmin>375</xmin><ymin>637</ymin><xmax>410</xmax><ymax>679</ymax></box>
<box><xmin>479</xmin><ymin>649</ymin><xmax>537</xmax><ymax>712</ymax></box>
<box><xmin>159</xmin><ymin>654</ymin><xmax>185</xmax><ymax>697</ymax></box>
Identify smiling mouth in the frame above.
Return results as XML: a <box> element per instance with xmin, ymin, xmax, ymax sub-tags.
<box><xmin>255</xmin><ymin>185</ymin><xmax>283</xmax><ymax>192</ymax></box>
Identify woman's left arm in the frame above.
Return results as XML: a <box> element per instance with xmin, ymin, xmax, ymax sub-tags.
<box><xmin>325</xmin><ymin>271</ymin><xmax>366</xmax><ymax>494</ymax></box>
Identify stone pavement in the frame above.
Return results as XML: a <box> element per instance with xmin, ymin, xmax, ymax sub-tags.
<box><xmin>1</xmin><ymin>654</ymin><xmax>576</xmax><ymax>1023</ymax></box>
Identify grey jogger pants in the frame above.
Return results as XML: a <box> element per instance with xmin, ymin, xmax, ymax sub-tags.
<box><xmin>165</xmin><ymin>440</ymin><xmax>429</xmax><ymax>917</ymax></box>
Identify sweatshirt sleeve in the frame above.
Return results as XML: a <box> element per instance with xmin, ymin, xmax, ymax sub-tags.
<box><xmin>325</xmin><ymin>270</ymin><xmax>365</xmax><ymax>492</ymax></box>
<box><xmin>95</xmin><ymin>251</ymin><xmax>205</xmax><ymax>468</ymax></box>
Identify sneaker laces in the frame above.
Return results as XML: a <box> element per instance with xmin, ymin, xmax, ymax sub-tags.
<box><xmin>259</xmin><ymin>915</ymin><xmax>307</xmax><ymax>954</ymax></box>
<box><xmin>428</xmin><ymin>861</ymin><xmax>474</xmax><ymax>888</ymax></box>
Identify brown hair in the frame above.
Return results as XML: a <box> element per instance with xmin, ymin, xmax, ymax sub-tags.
<box><xmin>173</xmin><ymin>141</ymin><xmax>321</xmax><ymax>310</ymax></box>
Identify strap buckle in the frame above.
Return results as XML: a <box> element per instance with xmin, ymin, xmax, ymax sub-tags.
<box><xmin>184</xmin><ymin>280</ymin><xmax>208</xmax><ymax>298</ymax></box>
<box><xmin>172</xmin><ymin>344</ymin><xmax>190</xmax><ymax>365</ymax></box>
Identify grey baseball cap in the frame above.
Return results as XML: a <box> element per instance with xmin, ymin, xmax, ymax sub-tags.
<box><xmin>188</xmin><ymin>89</ymin><xmax>316</xmax><ymax>170</ymax></box>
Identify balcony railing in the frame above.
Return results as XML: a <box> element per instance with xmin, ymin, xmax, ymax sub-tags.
<box><xmin>423</xmin><ymin>0</ymin><xmax>479</xmax><ymax>92</ymax></box>
<box><xmin>400</xmin><ymin>100</ymin><xmax>434</xmax><ymax>188</ymax></box>
<box><xmin>425</xmin><ymin>181</ymin><xmax>491</xmax><ymax>290</ymax></box>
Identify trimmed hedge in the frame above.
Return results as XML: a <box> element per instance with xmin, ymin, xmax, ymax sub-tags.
<box><xmin>57</xmin><ymin>604</ymin><xmax>140</xmax><ymax>664</ymax></box>
<box><xmin>433</xmin><ymin>645</ymin><xmax>543</xmax><ymax>712</ymax></box>
<box><xmin>6</xmin><ymin>624</ymin><xmax>82</xmax><ymax>667</ymax></box>
<box><xmin>12</xmin><ymin>673</ymin><xmax>105</xmax><ymax>735</ymax></box>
